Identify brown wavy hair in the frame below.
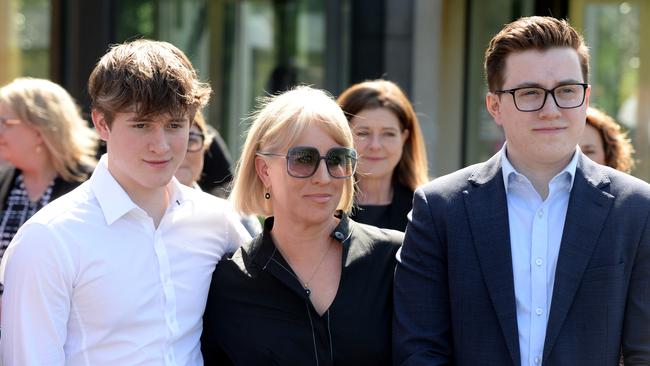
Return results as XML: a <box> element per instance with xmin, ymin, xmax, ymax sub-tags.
<box><xmin>586</xmin><ymin>107</ymin><xmax>635</xmax><ymax>173</ymax></box>
<box><xmin>88</xmin><ymin>39</ymin><xmax>211</xmax><ymax>125</ymax></box>
<box><xmin>337</xmin><ymin>79</ymin><xmax>429</xmax><ymax>191</ymax></box>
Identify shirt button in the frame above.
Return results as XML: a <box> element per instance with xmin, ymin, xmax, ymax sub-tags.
<box><xmin>535</xmin><ymin>258</ymin><xmax>543</xmax><ymax>266</ymax></box>
<box><xmin>536</xmin><ymin>307</ymin><xmax>543</xmax><ymax>316</ymax></box>
<box><xmin>538</xmin><ymin>210</ymin><xmax>544</xmax><ymax>218</ymax></box>
<box><xmin>534</xmin><ymin>356</ymin><xmax>541</xmax><ymax>364</ymax></box>
<box><xmin>334</xmin><ymin>232</ymin><xmax>344</xmax><ymax>240</ymax></box>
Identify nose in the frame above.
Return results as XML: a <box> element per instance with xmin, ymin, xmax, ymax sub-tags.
<box><xmin>148</xmin><ymin>126</ymin><xmax>171</xmax><ymax>153</ymax></box>
<box><xmin>368</xmin><ymin>133</ymin><xmax>382</xmax><ymax>150</ymax></box>
<box><xmin>538</xmin><ymin>92</ymin><xmax>562</xmax><ymax>120</ymax></box>
<box><xmin>311</xmin><ymin>158</ymin><xmax>332</xmax><ymax>184</ymax></box>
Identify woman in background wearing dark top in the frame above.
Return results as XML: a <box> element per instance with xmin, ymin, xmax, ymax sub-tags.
<box><xmin>0</xmin><ymin>78</ymin><xmax>97</xmax><ymax>258</ymax></box>
<box><xmin>337</xmin><ymin>79</ymin><xmax>429</xmax><ymax>231</ymax></box>
<box><xmin>201</xmin><ymin>86</ymin><xmax>403</xmax><ymax>365</ymax></box>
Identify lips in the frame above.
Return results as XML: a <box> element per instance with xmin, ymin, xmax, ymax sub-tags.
<box><xmin>304</xmin><ymin>194</ymin><xmax>332</xmax><ymax>203</ymax></box>
<box><xmin>143</xmin><ymin>159</ymin><xmax>171</xmax><ymax>167</ymax></box>
<box><xmin>532</xmin><ymin>126</ymin><xmax>567</xmax><ymax>132</ymax></box>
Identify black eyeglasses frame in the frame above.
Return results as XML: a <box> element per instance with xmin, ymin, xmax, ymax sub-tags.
<box><xmin>495</xmin><ymin>83</ymin><xmax>589</xmax><ymax>112</ymax></box>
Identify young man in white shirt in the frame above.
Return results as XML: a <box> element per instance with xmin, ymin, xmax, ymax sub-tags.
<box><xmin>0</xmin><ymin>39</ymin><xmax>251</xmax><ymax>365</ymax></box>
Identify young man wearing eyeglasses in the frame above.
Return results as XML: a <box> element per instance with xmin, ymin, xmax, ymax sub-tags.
<box><xmin>0</xmin><ymin>40</ymin><xmax>251</xmax><ymax>365</ymax></box>
<box><xmin>394</xmin><ymin>16</ymin><xmax>650</xmax><ymax>366</ymax></box>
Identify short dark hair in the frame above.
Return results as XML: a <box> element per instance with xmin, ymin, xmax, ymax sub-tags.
<box><xmin>485</xmin><ymin>16</ymin><xmax>590</xmax><ymax>92</ymax></box>
<box><xmin>88</xmin><ymin>39</ymin><xmax>211</xmax><ymax>126</ymax></box>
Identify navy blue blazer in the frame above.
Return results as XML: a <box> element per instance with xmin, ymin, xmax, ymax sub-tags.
<box><xmin>393</xmin><ymin>152</ymin><xmax>650</xmax><ymax>366</ymax></box>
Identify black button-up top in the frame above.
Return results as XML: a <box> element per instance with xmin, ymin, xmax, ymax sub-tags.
<box><xmin>201</xmin><ymin>213</ymin><xmax>403</xmax><ymax>365</ymax></box>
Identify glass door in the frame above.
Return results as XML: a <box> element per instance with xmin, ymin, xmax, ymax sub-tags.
<box><xmin>570</xmin><ymin>0</ymin><xmax>650</xmax><ymax>180</ymax></box>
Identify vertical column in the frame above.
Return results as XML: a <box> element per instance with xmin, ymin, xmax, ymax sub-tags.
<box><xmin>0</xmin><ymin>0</ymin><xmax>20</xmax><ymax>85</ymax></box>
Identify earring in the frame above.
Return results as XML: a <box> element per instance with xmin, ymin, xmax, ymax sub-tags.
<box><xmin>264</xmin><ymin>192</ymin><xmax>271</xmax><ymax>200</ymax></box>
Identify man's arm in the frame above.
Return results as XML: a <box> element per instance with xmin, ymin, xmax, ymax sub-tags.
<box><xmin>393</xmin><ymin>187</ymin><xmax>452</xmax><ymax>365</ymax></box>
<box><xmin>622</xmin><ymin>209</ymin><xmax>650</xmax><ymax>364</ymax></box>
<box><xmin>223</xmin><ymin>204</ymin><xmax>253</xmax><ymax>254</ymax></box>
<box><xmin>1</xmin><ymin>223</ymin><xmax>73</xmax><ymax>365</ymax></box>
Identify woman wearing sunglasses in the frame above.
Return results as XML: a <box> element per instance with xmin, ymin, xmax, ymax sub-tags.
<box><xmin>337</xmin><ymin>79</ymin><xmax>429</xmax><ymax>231</ymax></box>
<box><xmin>201</xmin><ymin>86</ymin><xmax>402</xmax><ymax>365</ymax></box>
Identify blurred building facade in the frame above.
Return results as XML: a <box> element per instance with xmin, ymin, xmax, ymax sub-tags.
<box><xmin>2</xmin><ymin>0</ymin><xmax>648</xmax><ymax>180</ymax></box>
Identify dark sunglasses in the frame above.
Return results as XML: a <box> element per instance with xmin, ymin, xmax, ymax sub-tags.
<box><xmin>257</xmin><ymin>146</ymin><xmax>357</xmax><ymax>179</ymax></box>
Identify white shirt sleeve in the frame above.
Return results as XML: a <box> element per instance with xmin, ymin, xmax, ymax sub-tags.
<box><xmin>223</xmin><ymin>205</ymin><xmax>252</xmax><ymax>254</ymax></box>
<box><xmin>1</xmin><ymin>222</ymin><xmax>75</xmax><ymax>365</ymax></box>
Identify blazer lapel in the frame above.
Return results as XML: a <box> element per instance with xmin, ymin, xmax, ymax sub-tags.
<box><xmin>543</xmin><ymin>155</ymin><xmax>614</xmax><ymax>362</ymax></box>
<box><xmin>464</xmin><ymin>153</ymin><xmax>521</xmax><ymax>366</ymax></box>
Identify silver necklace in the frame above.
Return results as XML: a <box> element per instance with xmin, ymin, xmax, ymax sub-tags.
<box><xmin>278</xmin><ymin>240</ymin><xmax>333</xmax><ymax>297</ymax></box>
<box><xmin>301</xmin><ymin>241</ymin><xmax>333</xmax><ymax>296</ymax></box>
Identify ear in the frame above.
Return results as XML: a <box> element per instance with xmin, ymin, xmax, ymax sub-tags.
<box><xmin>254</xmin><ymin>155</ymin><xmax>272</xmax><ymax>188</ymax></box>
<box><xmin>486</xmin><ymin>92</ymin><xmax>503</xmax><ymax>126</ymax></box>
<box><xmin>91</xmin><ymin>109</ymin><xmax>110</xmax><ymax>141</ymax></box>
<box><xmin>584</xmin><ymin>84</ymin><xmax>591</xmax><ymax>109</ymax></box>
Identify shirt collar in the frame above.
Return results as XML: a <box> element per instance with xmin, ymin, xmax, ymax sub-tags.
<box><xmin>249</xmin><ymin>211</ymin><xmax>352</xmax><ymax>271</ymax></box>
<box><xmin>500</xmin><ymin>143</ymin><xmax>579</xmax><ymax>193</ymax></box>
<box><xmin>89</xmin><ymin>155</ymin><xmax>188</xmax><ymax>225</ymax></box>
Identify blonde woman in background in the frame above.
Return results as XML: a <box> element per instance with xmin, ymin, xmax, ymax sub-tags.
<box><xmin>0</xmin><ymin>78</ymin><xmax>97</xmax><ymax>259</ymax></box>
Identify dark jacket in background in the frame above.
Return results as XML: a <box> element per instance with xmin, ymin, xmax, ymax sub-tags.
<box><xmin>0</xmin><ymin>166</ymin><xmax>88</xmax><ymax>211</ymax></box>
<box><xmin>350</xmin><ymin>183</ymin><xmax>414</xmax><ymax>232</ymax></box>
<box><xmin>202</xmin><ymin>214</ymin><xmax>402</xmax><ymax>366</ymax></box>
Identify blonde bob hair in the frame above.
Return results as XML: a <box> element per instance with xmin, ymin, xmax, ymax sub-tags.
<box><xmin>231</xmin><ymin>86</ymin><xmax>355</xmax><ymax>217</ymax></box>
<box><xmin>0</xmin><ymin>78</ymin><xmax>98</xmax><ymax>182</ymax></box>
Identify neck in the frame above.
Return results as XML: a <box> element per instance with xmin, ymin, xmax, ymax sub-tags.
<box><xmin>131</xmin><ymin>187</ymin><xmax>170</xmax><ymax>228</ymax></box>
<box><xmin>20</xmin><ymin>155</ymin><xmax>59</xmax><ymax>202</ymax></box>
<box><xmin>356</xmin><ymin>176</ymin><xmax>393</xmax><ymax>205</ymax></box>
<box><xmin>271</xmin><ymin>214</ymin><xmax>338</xmax><ymax>256</ymax></box>
<box><xmin>506</xmin><ymin>151</ymin><xmax>573</xmax><ymax>200</ymax></box>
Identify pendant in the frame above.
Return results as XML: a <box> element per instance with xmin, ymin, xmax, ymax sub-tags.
<box><xmin>304</xmin><ymin>287</ymin><xmax>311</xmax><ymax>297</ymax></box>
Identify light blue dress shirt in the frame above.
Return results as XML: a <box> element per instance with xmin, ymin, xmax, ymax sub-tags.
<box><xmin>500</xmin><ymin>145</ymin><xmax>579</xmax><ymax>366</ymax></box>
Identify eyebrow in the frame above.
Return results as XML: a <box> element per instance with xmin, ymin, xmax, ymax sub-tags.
<box><xmin>511</xmin><ymin>79</ymin><xmax>584</xmax><ymax>89</ymax></box>
<box><xmin>354</xmin><ymin>126</ymin><xmax>400</xmax><ymax>131</ymax></box>
<box><xmin>125</xmin><ymin>117</ymin><xmax>189</xmax><ymax>123</ymax></box>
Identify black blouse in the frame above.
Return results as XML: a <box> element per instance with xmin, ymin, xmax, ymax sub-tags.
<box><xmin>350</xmin><ymin>184</ymin><xmax>414</xmax><ymax>232</ymax></box>
<box><xmin>201</xmin><ymin>213</ymin><xmax>403</xmax><ymax>366</ymax></box>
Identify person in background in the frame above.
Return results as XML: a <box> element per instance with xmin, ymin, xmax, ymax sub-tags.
<box><xmin>176</xmin><ymin>111</ymin><xmax>261</xmax><ymax>236</ymax></box>
<box><xmin>337</xmin><ymin>79</ymin><xmax>428</xmax><ymax>231</ymax></box>
<box><xmin>175</xmin><ymin>111</ymin><xmax>213</xmax><ymax>189</ymax></box>
<box><xmin>202</xmin><ymin>86</ymin><xmax>402</xmax><ymax>365</ymax></box>
<box><xmin>0</xmin><ymin>77</ymin><xmax>97</xmax><ymax>260</ymax></box>
<box><xmin>580</xmin><ymin>106</ymin><xmax>635</xmax><ymax>173</ymax></box>
<box><xmin>0</xmin><ymin>39</ymin><xmax>250</xmax><ymax>365</ymax></box>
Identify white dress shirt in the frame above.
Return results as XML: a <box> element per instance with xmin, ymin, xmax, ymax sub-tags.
<box><xmin>501</xmin><ymin>145</ymin><xmax>578</xmax><ymax>366</ymax></box>
<box><xmin>0</xmin><ymin>155</ymin><xmax>251</xmax><ymax>366</ymax></box>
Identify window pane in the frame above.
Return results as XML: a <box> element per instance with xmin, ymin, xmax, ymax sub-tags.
<box><xmin>0</xmin><ymin>0</ymin><xmax>51</xmax><ymax>84</ymax></box>
<box><xmin>580</xmin><ymin>1</ymin><xmax>648</xmax><ymax>178</ymax></box>
<box><xmin>463</xmin><ymin>0</ymin><xmax>534</xmax><ymax>165</ymax></box>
